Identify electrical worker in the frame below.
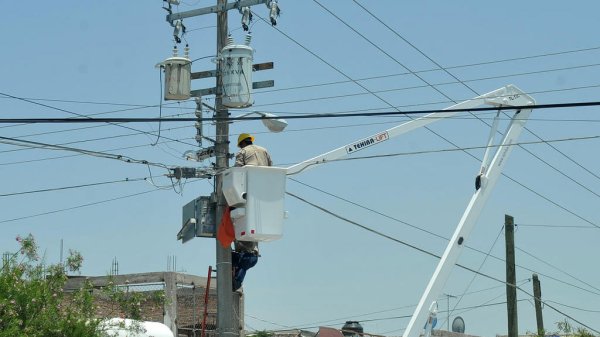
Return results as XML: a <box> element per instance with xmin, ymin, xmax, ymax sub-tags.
<box><xmin>234</xmin><ymin>133</ymin><xmax>272</xmax><ymax>167</ymax></box>
<box><xmin>231</xmin><ymin>133</ymin><xmax>272</xmax><ymax>291</ymax></box>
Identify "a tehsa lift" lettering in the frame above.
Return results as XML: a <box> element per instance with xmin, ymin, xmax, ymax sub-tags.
<box><xmin>346</xmin><ymin>132</ymin><xmax>389</xmax><ymax>154</ymax></box>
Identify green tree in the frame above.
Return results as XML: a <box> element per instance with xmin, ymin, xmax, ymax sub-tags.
<box><xmin>251</xmin><ymin>330</ymin><xmax>274</xmax><ymax>337</ymax></box>
<box><xmin>555</xmin><ymin>319</ymin><xmax>597</xmax><ymax>337</ymax></box>
<box><xmin>0</xmin><ymin>234</ymin><xmax>162</xmax><ymax>337</ymax></box>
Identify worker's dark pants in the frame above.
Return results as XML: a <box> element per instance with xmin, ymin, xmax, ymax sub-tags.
<box><xmin>232</xmin><ymin>251</ymin><xmax>258</xmax><ymax>291</ymax></box>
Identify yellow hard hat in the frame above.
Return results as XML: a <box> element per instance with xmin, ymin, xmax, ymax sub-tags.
<box><xmin>237</xmin><ymin>133</ymin><xmax>254</xmax><ymax>147</ymax></box>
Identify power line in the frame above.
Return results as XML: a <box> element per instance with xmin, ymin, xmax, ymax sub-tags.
<box><xmin>446</xmin><ymin>224</ymin><xmax>505</xmax><ymax>328</ymax></box>
<box><xmin>0</xmin><ymin>137</ymin><xmax>192</xmax><ymax>167</ymax></box>
<box><xmin>309</xmin><ymin>0</ymin><xmax>600</xmax><ymax>228</ymax></box>
<box><xmin>350</xmin><ymin>0</ymin><xmax>600</xmax><ymax>170</ymax></box>
<box><xmin>516</xmin><ymin>246</ymin><xmax>600</xmax><ymax>294</ymax></box>
<box><xmin>347</xmin><ymin>0</ymin><xmax>600</xmax><ymax>206</ymax></box>
<box><xmin>288</xmin><ymin>179</ymin><xmax>600</xmax><ymax>297</ymax></box>
<box><xmin>0</xmin><ymin>177</ymin><xmax>148</xmax><ymax>198</ymax></box>
<box><xmin>286</xmin><ymin>191</ymin><xmax>510</xmax><ymax>285</ymax></box>
<box><xmin>546</xmin><ymin>300</ymin><xmax>600</xmax><ymax>313</ymax></box>
<box><xmin>2</xmin><ymin>69</ymin><xmax>598</xmax><ymax>149</ymax></box>
<box><xmin>502</xmin><ymin>173</ymin><xmax>600</xmax><ymax>231</ymax></box>
<box><xmin>2</xmin><ymin>101</ymin><xmax>600</xmax><ymax>124</ymax></box>
<box><xmin>288</xmin><ymin>281</ymin><xmax>526</xmax><ymax>331</ymax></box>
<box><xmin>3</xmin><ymin>108</ymin><xmax>598</xmax><ymax>169</ymax></box>
<box><xmin>0</xmin><ymin>125</ymin><xmax>192</xmax><ymax>156</ymax></box>
<box><xmin>0</xmin><ymin>178</ymin><xmax>206</xmax><ymax>225</ymax></box>
<box><xmin>0</xmin><ymin>91</ymin><xmax>195</xmax><ymax>147</ymax></box>
<box><xmin>288</xmin><ymin>134</ymin><xmax>600</xmax><ymax>211</ymax></box>
<box><xmin>0</xmin><ymin>189</ymin><xmax>158</xmax><ymax>224</ymax></box>
<box><xmin>0</xmin><ymin>135</ymin><xmax>173</xmax><ymax>170</ymax></box>
<box><xmin>288</xmin><ymin>190</ymin><xmax>600</xmax><ymax>333</ymax></box>
<box><xmin>264</xmin><ymin>3</ymin><xmax>596</xmax><ymax>330</ymax></box>
<box><xmin>256</xmin><ymin>63</ymin><xmax>600</xmax><ymax>98</ymax></box>
<box><xmin>517</xmin><ymin>223</ymin><xmax>597</xmax><ymax>229</ymax></box>
<box><xmin>1</xmin><ymin>50</ymin><xmax>597</xmax><ymax>152</ymax></box>
<box><xmin>298</xmin><ymin>135</ymin><xmax>600</xmax><ymax>166</ymax></box>
<box><xmin>516</xmin><ymin>286</ymin><xmax>600</xmax><ymax>334</ymax></box>
<box><xmin>252</xmin><ymin>82</ymin><xmax>600</xmax><ymax>113</ymax></box>
<box><xmin>2</xmin><ymin>44</ymin><xmax>598</xmax><ymax>111</ymax></box>
<box><xmin>248</xmin><ymin>299</ymin><xmax>529</xmax><ymax>333</ymax></box>
<box><xmin>314</xmin><ymin>0</ymin><xmax>600</xmax><ymax>228</ymax></box>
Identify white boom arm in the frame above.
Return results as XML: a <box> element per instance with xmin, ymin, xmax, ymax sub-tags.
<box><xmin>402</xmin><ymin>86</ymin><xmax>534</xmax><ymax>337</ymax></box>
<box><xmin>286</xmin><ymin>85</ymin><xmax>533</xmax><ymax>176</ymax></box>
<box><xmin>285</xmin><ymin>85</ymin><xmax>535</xmax><ymax>337</ymax></box>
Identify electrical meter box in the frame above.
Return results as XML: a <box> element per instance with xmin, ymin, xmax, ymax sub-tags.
<box><xmin>178</xmin><ymin>196</ymin><xmax>215</xmax><ymax>243</ymax></box>
<box><xmin>222</xmin><ymin>166</ymin><xmax>287</xmax><ymax>242</ymax></box>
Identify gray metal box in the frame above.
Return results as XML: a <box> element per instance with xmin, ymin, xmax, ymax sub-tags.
<box><xmin>178</xmin><ymin>196</ymin><xmax>216</xmax><ymax>243</ymax></box>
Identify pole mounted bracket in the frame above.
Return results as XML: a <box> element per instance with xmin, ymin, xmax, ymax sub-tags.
<box><xmin>166</xmin><ymin>0</ymin><xmax>270</xmax><ymax>24</ymax></box>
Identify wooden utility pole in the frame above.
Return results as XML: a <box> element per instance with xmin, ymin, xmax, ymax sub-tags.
<box><xmin>505</xmin><ymin>214</ymin><xmax>518</xmax><ymax>337</ymax></box>
<box><xmin>533</xmin><ymin>273</ymin><xmax>544</xmax><ymax>337</ymax></box>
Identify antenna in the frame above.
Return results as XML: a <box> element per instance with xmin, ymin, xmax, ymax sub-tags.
<box><xmin>110</xmin><ymin>257</ymin><xmax>119</xmax><ymax>276</ymax></box>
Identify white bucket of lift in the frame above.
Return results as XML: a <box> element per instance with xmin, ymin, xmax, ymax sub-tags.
<box><xmin>220</xmin><ymin>38</ymin><xmax>254</xmax><ymax>108</ymax></box>
<box><xmin>163</xmin><ymin>56</ymin><xmax>191</xmax><ymax>101</ymax></box>
<box><xmin>222</xmin><ymin>166</ymin><xmax>286</xmax><ymax>242</ymax></box>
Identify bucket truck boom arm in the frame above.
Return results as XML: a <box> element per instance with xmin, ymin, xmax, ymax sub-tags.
<box><xmin>285</xmin><ymin>84</ymin><xmax>535</xmax><ymax>337</ymax></box>
<box><xmin>286</xmin><ymin>85</ymin><xmax>533</xmax><ymax>176</ymax></box>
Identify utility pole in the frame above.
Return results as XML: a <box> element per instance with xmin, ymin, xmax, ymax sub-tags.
<box><xmin>214</xmin><ymin>1</ymin><xmax>235</xmax><ymax>336</ymax></box>
<box><xmin>505</xmin><ymin>214</ymin><xmax>518</xmax><ymax>337</ymax></box>
<box><xmin>532</xmin><ymin>273</ymin><xmax>544</xmax><ymax>337</ymax></box>
<box><xmin>165</xmin><ymin>2</ymin><xmax>277</xmax><ymax>336</ymax></box>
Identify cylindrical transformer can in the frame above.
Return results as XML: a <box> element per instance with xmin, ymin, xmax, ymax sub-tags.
<box><xmin>220</xmin><ymin>43</ymin><xmax>254</xmax><ymax>108</ymax></box>
<box><xmin>163</xmin><ymin>56</ymin><xmax>191</xmax><ymax>101</ymax></box>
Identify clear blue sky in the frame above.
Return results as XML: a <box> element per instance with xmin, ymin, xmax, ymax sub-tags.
<box><xmin>2</xmin><ymin>1</ymin><xmax>599</xmax><ymax>336</ymax></box>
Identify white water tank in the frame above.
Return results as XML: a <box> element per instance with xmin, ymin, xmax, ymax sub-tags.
<box><xmin>162</xmin><ymin>47</ymin><xmax>191</xmax><ymax>101</ymax></box>
<box><xmin>222</xmin><ymin>166</ymin><xmax>286</xmax><ymax>242</ymax></box>
<box><xmin>98</xmin><ymin>318</ymin><xmax>174</xmax><ymax>337</ymax></box>
<box><xmin>220</xmin><ymin>35</ymin><xmax>254</xmax><ymax>108</ymax></box>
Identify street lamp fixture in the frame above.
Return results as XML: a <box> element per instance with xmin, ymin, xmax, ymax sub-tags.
<box><xmin>183</xmin><ymin>111</ymin><xmax>287</xmax><ymax>161</ymax></box>
<box><xmin>234</xmin><ymin>111</ymin><xmax>288</xmax><ymax>133</ymax></box>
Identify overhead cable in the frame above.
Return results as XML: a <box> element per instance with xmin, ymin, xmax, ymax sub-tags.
<box><xmin>0</xmin><ymin>137</ymin><xmax>191</xmax><ymax>167</ymax></box>
<box><xmin>288</xmin><ymin>190</ymin><xmax>599</xmax><ymax>333</ymax></box>
<box><xmin>0</xmin><ymin>179</ymin><xmax>205</xmax><ymax>225</ymax></box>
<box><xmin>0</xmin><ymin>91</ymin><xmax>195</xmax><ymax>146</ymax></box>
<box><xmin>0</xmin><ymin>177</ymin><xmax>148</xmax><ymax>198</ymax></box>
<box><xmin>516</xmin><ymin>246</ymin><xmax>600</xmax><ymax>293</ymax></box>
<box><xmin>316</xmin><ymin>0</ymin><xmax>600</xmax><ymax>219</ymax></box>
<box><xmin>0</xmin><ymin>136</ymin><xmax>172</xmax><ymax>170</ymax></box>
<box><xmin>2</xmin><ymin>101</ymin><xmax>600</xmax><ymax>124</ymax></box>
<box><xmin>288</xmin><ymin>178</ymin><xmax>600</xmax><ymax>297</ymax></box>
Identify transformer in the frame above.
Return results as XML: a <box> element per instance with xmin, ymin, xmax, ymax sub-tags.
<box><xmin>162</xmin><ymin>46</ymin><xmax>191</xmax><ymax>101</ymax></box>
<box><xmin>220</xmin><ymin>35</ymin><xmax>254</xmax><ymax>108</ymax></box>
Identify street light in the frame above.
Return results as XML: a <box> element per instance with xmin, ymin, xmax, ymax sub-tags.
<box><xmin>183</xmin><ymin>111</ymin><xmax>287</xmax><ymax>161</ymax></box>
<box><xmin>234</xmin><ymin>111</ymin><xmax>288</xmax><ymax>133</ymax></box>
